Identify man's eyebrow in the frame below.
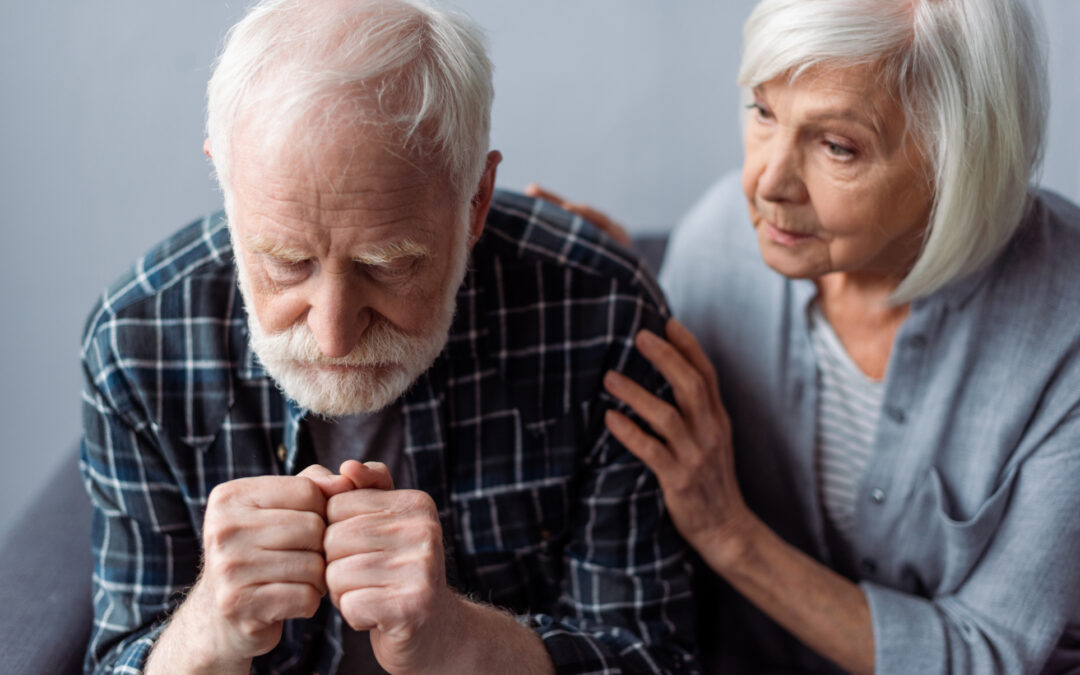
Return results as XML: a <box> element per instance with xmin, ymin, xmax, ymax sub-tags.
<box><xmin>354</xmin><ymin>239</ymin><xmax>432</xmax><ymax>265</ymax></box>
<box><xmin>243</xmin><ymin>232</ymin><xmax>310</xmax><ymax>262</ymax></box>
<box><xmin>242</xmin><ymin>231</ymin><xmax>431</xmax><ymax>264</ymax></box>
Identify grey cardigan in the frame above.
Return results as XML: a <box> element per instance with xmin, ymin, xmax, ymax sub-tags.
<box><xmin>661</xmin><ymin>171</ymin><xmax>1080</xmax><ymax>674</ymax></box>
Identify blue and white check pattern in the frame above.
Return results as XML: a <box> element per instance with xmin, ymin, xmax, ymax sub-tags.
<box><xmin>80</xmin><ymin>190</ymin><xmax>698</xmax><ymax>674</ymax></box>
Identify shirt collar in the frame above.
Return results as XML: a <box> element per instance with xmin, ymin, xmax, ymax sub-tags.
<box><xmin>789</xmin><ymin>251</ymin><xmax>999</xmax><ymax>319</ymax></box>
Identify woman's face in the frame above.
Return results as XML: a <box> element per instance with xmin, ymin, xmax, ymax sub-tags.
<box><xmin>741</xmin><ymin>64</ymin><xmax>934</xmax><ymax>282</ymax></box>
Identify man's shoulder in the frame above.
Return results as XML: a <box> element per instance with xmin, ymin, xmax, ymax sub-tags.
<box><xmin>445</xmin><ymin>191</ymin><xmax>671</xmax><ymax>424</ymax></box>
<box><xmin>80</xmin><ymin>212</ymin><xmax>244</xmax><ymax>421</ymax></box>
<box><xmin>478</xmin><ymin>190</ymin><xmax>667</xmax><ymax>312</ymax></box>
<box><xmin>83</xmin><ymin>212</ymin><xmax>235</xmax><ymax>337</ymax></box>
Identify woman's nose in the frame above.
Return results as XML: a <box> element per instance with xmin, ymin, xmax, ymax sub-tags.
<box><xmin>755</xmin><ymin>137</ymin><xmax>807</xmax><ymax>205</ymax></box>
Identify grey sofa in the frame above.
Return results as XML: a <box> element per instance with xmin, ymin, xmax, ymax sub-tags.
<box><xmin>0</xmin><ymin>236</ymin><xmax>667</xmax><ymax>675</ymax></box>
<box><xmin>0</xmin><ymin>449</ymin><xmax>93</xmax><ymax>674</ymax></box>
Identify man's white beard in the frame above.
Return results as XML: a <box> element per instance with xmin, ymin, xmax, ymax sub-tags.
<box><xmin>235</xmin><ymin>236</ymin><xmax>468</xmax><ymax>417</ymax></box>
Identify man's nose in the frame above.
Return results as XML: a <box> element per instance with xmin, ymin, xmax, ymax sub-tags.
<box><xmin>306</xmin><ymin>276</ymin><xmax>371</xmax><ymax>359</ymax></box>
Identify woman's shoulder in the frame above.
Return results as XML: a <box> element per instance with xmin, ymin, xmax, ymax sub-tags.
<box><xmin>1028</xmin><ymin>188</ymin><xmax>1080</xmax><ymax>261</ymax></box>
<box><xmin>663</xmin><ymin>170</ymin><xmax>758</xmax><ymax>254</ymax></box>
<box><xmin>985</xmin><ymin>189</ymin><xmax>1080</xmax><ymax>304</ymax></box>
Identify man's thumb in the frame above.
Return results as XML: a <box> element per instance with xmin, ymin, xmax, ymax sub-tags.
<box><xmin>298</xmin><ymin>463</ymin><xmax>355</xmax><ymax>498</ymax></box>
<box><xmin>340</xmin><ymin>460</ymin><xmax>395</xmax><ymax>491</ymax></box>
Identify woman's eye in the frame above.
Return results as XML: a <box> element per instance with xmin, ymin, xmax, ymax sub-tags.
<box><xmin>824</xmin><ymin>141</ymin><xmax>856</xmax><ymax>159</ymax></box>
<box><xmin>746</xmin><ymin>102</ymin><xmax>773</xmax><ymax>121</ymax></box>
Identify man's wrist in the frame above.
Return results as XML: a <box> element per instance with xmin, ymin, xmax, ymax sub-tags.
<box><xmin>420</xmin><ymin>593</ymin><xmax>554</xmax><ymax>675</ymax></box>
<box><xmin>145</xmin><ymin>582</ymin><xmax>251</xmax><ymax>675</ymax></box>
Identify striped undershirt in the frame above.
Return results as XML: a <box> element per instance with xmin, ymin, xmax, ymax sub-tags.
<box><xmin>808</xmin><ymin>302</ymin><xmax>884</xmax><ymax>545</ymax></box>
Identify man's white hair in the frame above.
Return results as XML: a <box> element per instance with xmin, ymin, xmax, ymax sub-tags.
<box><xmin>206</xmin><ymin>0</ymin><xmax>493</xmax><ymax>214</ymax></box>
<box><xmin>740</xmin><ymin>0</ymin><xmax>1049</xmax><ymax>302</ymax></box>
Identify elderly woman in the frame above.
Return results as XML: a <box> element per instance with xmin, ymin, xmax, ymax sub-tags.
<box><xmin>536</xmin><ymin>0</ymin><xmax>1080</xmax><ymax>672</ymax></box>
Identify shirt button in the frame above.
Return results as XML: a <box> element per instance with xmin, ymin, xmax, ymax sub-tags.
<box><xmin>870</xmin><ymin>488</ymin><xmax>886</xmax><ymax>504</ymax></box>
<box><xmin>886</xmin><ymin>406</ymin><xmax>906</xmax><ymax>424</ymax></box>
<box><xmin>909</xmin><ymin>335</ymin><xmax>928</xmax><ymax>350</ymax></box>
<box><xmin>861</xmin><ymin>558</ymin><xmax>878</xmax><ymax>575</ymax></box>
<box><xmin>539</xmin><ymin>529</ymin><xmax>552</xmax><ymax>542</ymax></box>
<box><xmin>276</xmin><ymin>444</ymin><xmax>287</xmax><ymax>463</ymax></box>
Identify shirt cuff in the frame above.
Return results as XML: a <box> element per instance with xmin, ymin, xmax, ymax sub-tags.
<box><xmin>862</xmin><ymin>581</ymin><xmax>947</xmax><ymax>675</ymax></box>
<box><xmin>93</xmin><ymin>623</ymin><xmax>166</xmax><ymax>674</ymax></box>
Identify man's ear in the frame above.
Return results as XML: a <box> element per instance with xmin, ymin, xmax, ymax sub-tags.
<box><xmin>467</xmin><ymin>150</ymin><xmax>502</xmax><ymax>248</ymax></box>
<box><xmin>203</xmin><ymin>138</ymin><xmax>213</xmax><ymax>159</ymax></box>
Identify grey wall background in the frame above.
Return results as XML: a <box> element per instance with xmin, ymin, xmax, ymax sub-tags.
<box><xmin>0</xmin><ymin>1</ymin><xmax>1077</xmax><ymax>541</ymax></box>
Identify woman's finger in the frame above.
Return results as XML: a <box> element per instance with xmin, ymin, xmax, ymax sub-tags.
<box><xmin>604</xmin><ymin>409</ymin><xmax>675</xmax><ymax>476</ymax></box>
<box><xmin>524</xmin><ymin>183</ymin><xmax>568</xmax><ymax>206</ymax></box>
<box><xmin>603</xmin><ymin>371</ymin><xmax>696</xmax><ymax>452</ymax></box>
<box><xmin>664</xmin><ymin>318</ymin><xmax>722</xmax><ymax>407</ymax></box>
<box><xmin>633</xmin><ymin>330</ymin><xmax>720</xmax><ymax>437</ymax></box>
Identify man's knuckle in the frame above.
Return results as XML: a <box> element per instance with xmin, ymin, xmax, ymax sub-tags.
<box><xmin>322</xmin><ymin>526</ymin><xmax>342</xmax><ymax>559</ymax></box>
<box><xmin>207</xmin><ymin>482</ymin><xmax>236</xmax><ymax>509</ymax></box>
<box><xmin>304</xmin><ymin>553</ymin><xmax>326</xmax><ymax>580</ymax></box>
<box><xmin>299</xmin><ymin>510</ymin><xmax>326</xmax><ymax>538</ymax></box>
<box><xmin>213</xmin><ymin>516</ymin><xmax>243</xmax><ymax>540</ymax></box>
<box><xmin>399</xmin><ymin>489</ymin><xmax>435</xmax><ymax>514</ymax></box>
<box><xmin>215</xmin><ymin>552</ymin><xmax>246</xmax><ymax>582</ymax></box>
<box><xmin>294</xmin><ymin>477</ymin><xmax>323</xmax><ymax>504</ymax></box>
<box><xmin>215</xmin><ymin>586</ymin><xmax>244</xmax><ymax>618</ymax></box>
<box><xmin>326</xmin><ymin>493</ymin><xmax>353</xmax><ymax>523</ymax></box>
<box><xmin>238</xmin><ymin>617</ymin><xmax>263</xmax><ymax>639</ymax></box>
<box><xmin>300</xmin><ymin>587</ymin><xmax>322</xmax><ymax>618</ymax></box>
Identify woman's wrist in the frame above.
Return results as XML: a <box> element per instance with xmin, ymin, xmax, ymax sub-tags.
<box><xmin>695</xmin><ymin>506</ymin><xmax>766</xmax><ymax>577</ymax></box>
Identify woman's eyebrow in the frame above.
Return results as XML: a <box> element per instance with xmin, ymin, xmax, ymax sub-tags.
<box><xmin>800</xmin><ymin>108</ymin><xmax>883</xmax><ymax>135</ymax></box>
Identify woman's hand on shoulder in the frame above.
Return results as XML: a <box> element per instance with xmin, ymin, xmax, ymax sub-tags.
<box><xmin>525</xmin><ymin>183</ymin><xmax>632</xmax><ymax>248</ymax></box>
<box><xmin>603</xmin><ymin>318</ymin><xmax>756</xmax><ymax>569</ymax></box>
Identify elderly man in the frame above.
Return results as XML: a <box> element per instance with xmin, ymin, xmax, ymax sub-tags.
<box><xmin>80</xmin><ymin>1</ymin><xmax>695</xmax><ymax>674</ymax></box>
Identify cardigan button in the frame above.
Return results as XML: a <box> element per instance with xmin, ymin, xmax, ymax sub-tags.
<box><xmin>870</xmin><ymin>488</ymin><xmax>886</xmax><ymax>504</ymax></box>
<box><xmin>277</xmin><ymin>444</ymin><xmax>287</xmax><ymax>463</ymax></box>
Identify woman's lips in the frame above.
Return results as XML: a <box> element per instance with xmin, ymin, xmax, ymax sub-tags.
<box><xmin>765</xmin><ymin>221</ymin><xmax>816</xmax><ymax>246</ymax></box>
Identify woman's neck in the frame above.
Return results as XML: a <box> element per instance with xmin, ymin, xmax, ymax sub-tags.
<box><xmin>814</xmin><ymin>272</ymin><xmax>911</xmax><ymax>381</ymax></box>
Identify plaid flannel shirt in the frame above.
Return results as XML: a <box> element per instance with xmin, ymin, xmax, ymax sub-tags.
<box><xmin>81</xmin><ymin>190</ymin><xmax>698</xmax><ymax>674</ymax></box>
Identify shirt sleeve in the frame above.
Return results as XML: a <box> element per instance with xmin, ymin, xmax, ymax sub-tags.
<box><xmin>521</xmin><ymin>291</ymin><xmax>700</xmax><ymax>674</ymax></box>
<box><xmin>80</xmin><ymin>331</ymin><xmax>201</xmax><ymax>673</ymax></box>
<box><xmin>863</xmin><ymin>407</ymin><xmax>1080</xmax><ymax>674</ymax></box>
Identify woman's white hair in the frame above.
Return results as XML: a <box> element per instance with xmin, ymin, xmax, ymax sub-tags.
<box><xmin>206</xmin><ymin>0</ymin><xmax>493</xmax><ymax>213</ymax></box>
<box><xmin>740</xmin><ymin>0</ymin><xmax>1049</xmax><ymax>302</ymax></box>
